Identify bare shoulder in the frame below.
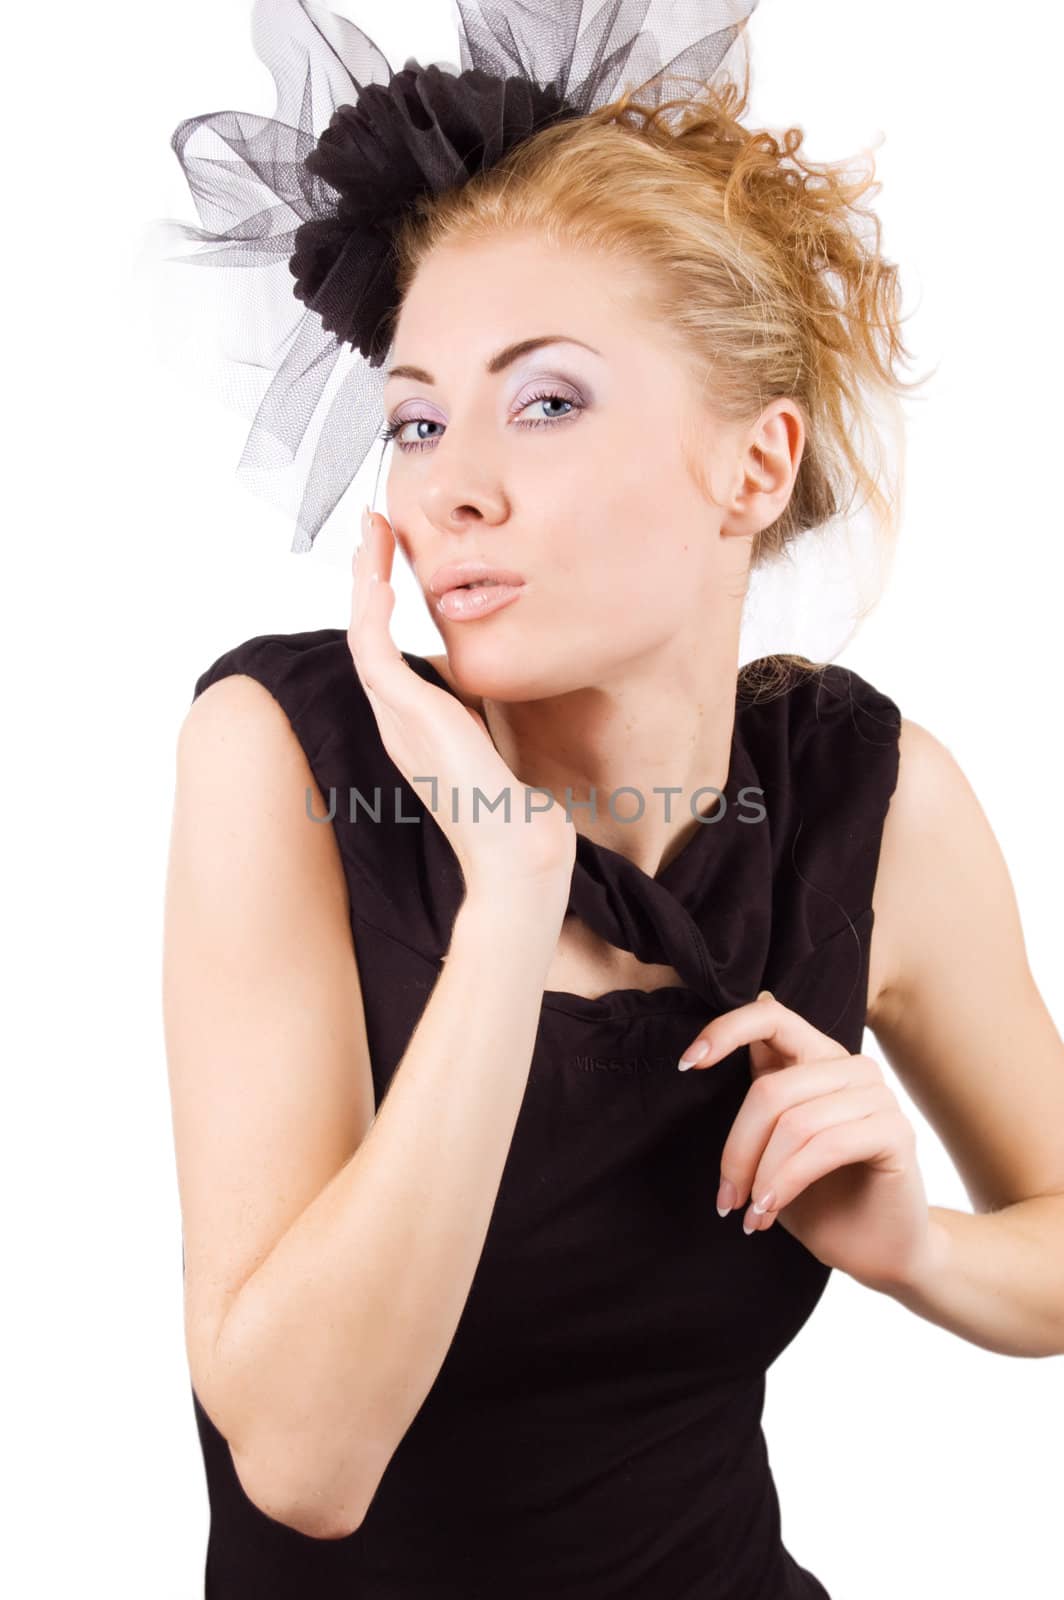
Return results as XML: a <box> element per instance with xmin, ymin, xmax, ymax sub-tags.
<box><xmin>867</xmin><ymin>715</ymin><xmax>975</xmax><ymax>1023</ymax></box>
<box><xmin>184</xmin><ymin>668</ymin><xmax>317</xmax><ymax>774</ymax></box>
<box><xmin>870</xmin><ymin>713</ymin><xmax>1017</xmax><ymax>1024</ymax></box>
<box><xmin>863</xmin><ymin>714</ymin><xmax>1064</xmax><ymax>1214</ymax></box>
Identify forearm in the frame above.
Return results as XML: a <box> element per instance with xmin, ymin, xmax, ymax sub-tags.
<box><xmin>882</xmin><ymin>1196</ymin><xmax>1064</xmax><ymax>1358</ymax></box>
<box><xmin>211</xmin><ymin>883</ymin><xmax>568</xmax><ymax>1535</ymax></box>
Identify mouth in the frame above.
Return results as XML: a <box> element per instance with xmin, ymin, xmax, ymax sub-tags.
<box><xmin>431</xmin><ymin>571</ymin><xmax>527</xmax><ymax>623</ymax></box>
<box><xmin>428</xmin><ymin>561</ymin><xmax>527</xmax><ymax>597</ymax></box>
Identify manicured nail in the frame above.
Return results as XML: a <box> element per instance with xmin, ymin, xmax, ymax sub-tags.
<box><xmin>752</xmin><ymin>1188</ymin><xmax>776</xmax><ymax>1216</ymax></box>
<box><xmin>678</xmin><ymin>1039</ymin><xmax>710</xmax><ymax>1070</ymax></box>
<box><xmin>716</xmin><ymin>1176</ymin><xmax>736</xmax><ymax>1217</ymax></box>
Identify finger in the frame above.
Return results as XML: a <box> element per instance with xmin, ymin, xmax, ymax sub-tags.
<box><xmin>354</xmin><ymin>567</ymin><xmax>403</xmax><ymax>696</ymax></box>
<box><xmin>368</xmin><ymin>508</ymin><xmax>396</xmax><ymax>587</ymax></box>
<box><xmin>348</xmin><ymin>512</ymin><xmax>408</xmax><ymax>702</ymax></box>
<box><xmin>678</xmin><ymin>989</ymin><xmax>846</xmax><ymax>1073</ymax></box>
<box><xmin>356</xmin><ymin>508</ymin><xmax>393</xmax><ymax>624</ymax></box>
<box><xmin>717</xmin><ymin>1054</ymin><xmax>882</xmax><ymax>1211</ymax></box>
<box><xmin>350</xmin><ymin>506</ymin><xmax>378</xmax><ymax>633</ymax></box>
<box><xmin>351</xmin><ymin>517</ymin><xmax>370</xmax><ymax>633</ymax></box>
<box><xmin>740</xmin><ymin>1107</ymin><xmax>910</xmax><ymax>1234</ymax></box>
<box><xmin>733</xmin><ymin>1078</ymin><xmax>895</xmax><ymax>1224</ymax></box>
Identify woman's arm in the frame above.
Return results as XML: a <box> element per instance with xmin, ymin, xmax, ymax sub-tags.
<box><xmin>866</xmin><ymin>717</ymin><xmax>1064</xmax><ymax>1356</ymax></box>
<box><xmin>164</xmin><ymin>674</ymin><xmax>571</xmax><ymax>1540</ymax></box>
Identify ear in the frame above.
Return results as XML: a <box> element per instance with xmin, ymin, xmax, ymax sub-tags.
<box><xmin>721</xmin><ymin>398</ymin><xmax>805</xmax><ymax>540</ymax></box>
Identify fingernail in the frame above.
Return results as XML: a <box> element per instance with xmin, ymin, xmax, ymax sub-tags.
<box><xmin>757</xmin><ymin>989</ymin><xmax>774</xmax><ymax>1002</ymax></box>
<box><xmin>716</xmin><ymin>1176</ymin><xmax>736</xmax><ymax>1217</ymax></box>
<box><xmin>678</xmin><ymin>1039</ymin><xmax>710</xmax><ymax>1070</ymax></box>
<box><xmin>752</xmin><ymin>1188</ymin><xmax>776</xmax><ymax>1215</ymax></box>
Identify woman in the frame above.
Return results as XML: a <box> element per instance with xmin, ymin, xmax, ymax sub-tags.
<box><xmin>162</xmin><ymin>3</ymin><xmax>1064</xmax><ymax>1595</ymax></box>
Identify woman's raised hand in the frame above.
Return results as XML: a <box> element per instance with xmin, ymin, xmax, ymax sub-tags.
<box><xmin>676</xmin><ymin>991</ymin><xmax>935</xmax><ymax>1293</ymax></box>
<box><xmin>347</xmin><ymin>509</ymin><xmax>576</xmax><ymax>899</ymax></box>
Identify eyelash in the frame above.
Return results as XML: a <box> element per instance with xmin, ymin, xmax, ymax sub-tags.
<box><xmin>378</xmin><ymin>388</ymin><xmax>584</xmax><ymax>453</ymax></box>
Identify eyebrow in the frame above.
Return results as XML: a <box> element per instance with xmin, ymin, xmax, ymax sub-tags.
<box><xmin>385</xmin><ymin>335</ymin><xmax>602</xmax><ymax>386</ymax></box>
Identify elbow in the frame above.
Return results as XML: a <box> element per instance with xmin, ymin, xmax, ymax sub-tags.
<box><xmin>229</xmin><ymin>1439</ymin><xmax>375</xmax><ymax>1541</ymax></box>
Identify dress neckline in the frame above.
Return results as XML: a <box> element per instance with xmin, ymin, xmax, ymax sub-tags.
<box><xmin>410</xmin><ymin>652</ymin><xmax>771</xmax><ymax>1020</ymax></box>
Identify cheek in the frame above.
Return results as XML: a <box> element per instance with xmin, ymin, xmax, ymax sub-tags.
<box><xmin>563</xmin><ymin>522</ymin><xmax>700</xmax><ymax>630</ymax></box>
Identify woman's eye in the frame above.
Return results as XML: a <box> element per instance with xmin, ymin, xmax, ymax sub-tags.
<box><xmin>379</xmin><ymin>390</ymin><xmax>583</xmax><ymax>453</ymax></box>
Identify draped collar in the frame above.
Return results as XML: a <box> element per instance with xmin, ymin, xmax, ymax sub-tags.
<box><xmin>413</xmin><ymin>654</ymin><xmax>774</xmax><ymax>1015</ymax></box>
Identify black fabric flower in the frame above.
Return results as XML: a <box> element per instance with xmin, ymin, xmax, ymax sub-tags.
<box><xmin>288</xmin><ymin>62</ymin><xmax>581</xmax><ymax>366</ymax></box>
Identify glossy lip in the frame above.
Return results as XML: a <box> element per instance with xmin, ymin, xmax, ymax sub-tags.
<box><xmin>428</xmin><ymin>559</ymin><xmax>526</xmax><ymax>597</ymax></box>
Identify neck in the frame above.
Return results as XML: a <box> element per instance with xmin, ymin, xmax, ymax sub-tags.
<box><xmin>475</xmin><ymin>633</ymin><xmax>743</xmax><ymax>881</ymax></box>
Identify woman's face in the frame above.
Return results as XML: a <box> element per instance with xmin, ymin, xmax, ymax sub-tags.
<box><xmin>383</xmin><ymin>232</ymin><xmax>768</xmax><ymax>699</ymax></box>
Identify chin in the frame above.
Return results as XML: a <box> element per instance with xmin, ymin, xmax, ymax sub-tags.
<box><xmin>442</xmin><ymin>631</ymin><xmax>559</xmax><ymax>703</ymax></box>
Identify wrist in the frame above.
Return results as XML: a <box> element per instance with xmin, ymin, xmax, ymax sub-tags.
<box><xmin>879</xmin><ymin>1212</ymin><xmax>953</xmax><ymax>1308</ymax></box>
<box><xmin>461</xmin><ymin>855</ymin><xmax>574</xmax><ymax>911</ymax></box>
<box><xmin>459</xmin><ymin>871</ymin><xmax>572</xmax><ymax>927</ymax></box>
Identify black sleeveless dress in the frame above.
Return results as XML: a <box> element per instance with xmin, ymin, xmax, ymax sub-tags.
<box><xmin>185</xmin><ymin>627</ymin><xmax>902</xmax><ymax>1600</ymax></box>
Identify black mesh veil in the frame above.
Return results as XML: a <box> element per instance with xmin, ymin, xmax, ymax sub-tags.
<box><xmin>155</xmin><ymin>0</ymin><xmax>759</xmax><ymax>553</ymax></box>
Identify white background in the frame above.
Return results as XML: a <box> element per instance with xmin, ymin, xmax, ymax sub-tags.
<box><xmin>6</xmin><ymin>1</ymin><xmax>1062</xmax><ymax>1594</ymax></box>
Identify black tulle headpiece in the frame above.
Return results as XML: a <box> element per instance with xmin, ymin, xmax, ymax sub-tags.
<box><xmin>159</xmin><ymin>0</ymin><xmax>758</xmax><ymax>552</ymax></box>
<box><xmin>289</xmin><ymin>64</ymin><xmax>583</xmax><ymax>366</ymax></box>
